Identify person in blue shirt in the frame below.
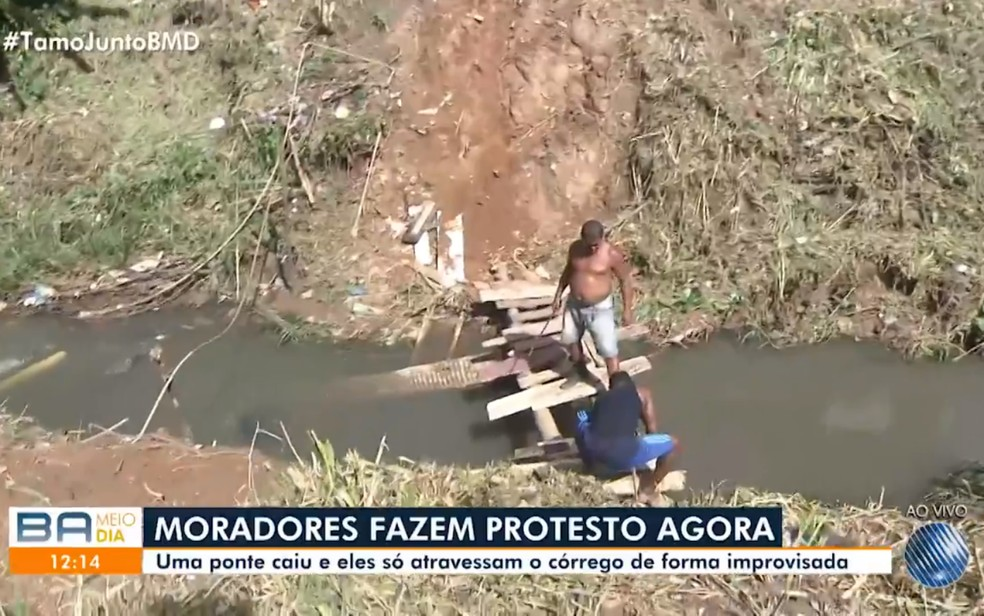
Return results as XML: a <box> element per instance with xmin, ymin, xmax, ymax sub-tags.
<box><xmin>574</xmin><ymin>370</ymin><xmax>679</xmax><ymax>500</ymax></box>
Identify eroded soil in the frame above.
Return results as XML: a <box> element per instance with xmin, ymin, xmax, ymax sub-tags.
<box><xmin>370</xmin><ymin>0</ymin><xmax>639</xmax><ymax>276</ymax></box>
<box><xmin>0</xmin><ymin>431</ymin><xmax>274</xmax><ymax>612</ymax></box>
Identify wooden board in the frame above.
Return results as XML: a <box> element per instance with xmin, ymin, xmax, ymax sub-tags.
<box><xmin>532</xmin><ymin>407</ymin><xmax>560</xmax><ymax>440</ymax></box>
<box><xmin>512</xmin><ymin>306</ymin><xmax>554</xmax><ymax>323</ymax></box>
<box><xmin>487</xmin><ymin>356</ymin><xmax>652</xmax><ymax>421</ymax></box>
<box><xmin>478</xmin><ymin>283</ymin><xmax>556</xmax><ymax>303</ymax></box>
<box><xmin>501</xmin><ymin>316</ymin><xmax>563</xmax><ymax>338</ymax></box>
<box><xmin>401</xmin><ymin>200</ymin><xmax>438</xmax><ymax>244</ymax></box>
<box><xmin>511</xmin><ymin>438</ymin><xmax>578</xmax><ymax>463</ymax></box>
<box><xmin>517</xmin><ymin>358</ymin><xmax>574</xmax><ymax>388</ymax></box>
<box><xmin>483</xmin><ymin>331</ymin><xmax>559</xmax><ymax>349</ymax></box>
<box><xmin>497</xmin><ymin>297</ymin><xmax>554</xmax><ymax>310</ymax></box>
<box><xmin>482</xmin><ymin>323</ymin><xmax>648</xmax><ymax>350</ymax></box>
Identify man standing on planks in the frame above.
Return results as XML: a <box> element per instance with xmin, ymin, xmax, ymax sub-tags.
<box><xmin>551</xmin><ymin>219</ymin><xmax>635</xmax><ymax>388</ymax></box>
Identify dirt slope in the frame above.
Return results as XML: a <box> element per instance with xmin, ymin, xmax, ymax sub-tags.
<box><xmin>372</xmin><ymin>0</ymin><xmax>641</xmax><ymax>275</ymax></box>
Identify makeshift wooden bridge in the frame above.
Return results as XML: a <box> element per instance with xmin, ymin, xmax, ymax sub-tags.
<box><xmin>473</xmin><ymin>280</ymin><xmax>684</xmax><ymax>496</ymax></box>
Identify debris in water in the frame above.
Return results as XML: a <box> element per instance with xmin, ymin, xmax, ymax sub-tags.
<box><xmin>105</xmin><ymin>355</ymin><xmax>138</xmax><ymax>376</ymax></box>
<box><xmin>0</xmin><ymin>357</ymin><xmax>26</xmax><ymax>377</ymax></box>
<box><xmin>21</xmin><ymin>284</ymin><xmax>56</xmax><ymax>307</ymax></box>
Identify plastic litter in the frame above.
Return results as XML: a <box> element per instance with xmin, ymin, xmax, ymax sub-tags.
<box><xmin>0</xmin><ymin>357</ymin><xmax>26</xmax><ymax>377</ymax></box>
<box><xmin>21</xmin><ymin>284</ymin><xmax>56</xmax><ymax>307</ymax></box>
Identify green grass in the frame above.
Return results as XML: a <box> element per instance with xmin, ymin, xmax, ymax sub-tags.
<box><xmin>0</xmin><ymin>0</ymin><xmax>390</xmax><ymax>300</ymax></box>
<box><xmin>621</xmin><ymin>0</ymin><xmax>984</xmax><ymax>357</ymax></box>
<box><xmin>68</xmin><ymin>437</ymin><xmax>984</xmax><ymax>615</ymax></box>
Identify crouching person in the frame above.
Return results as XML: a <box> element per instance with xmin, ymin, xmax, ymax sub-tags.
<box><xmin>574</xmin><ymin>371</ymin><xmax>679</xmax><ymax>501</ymax></box>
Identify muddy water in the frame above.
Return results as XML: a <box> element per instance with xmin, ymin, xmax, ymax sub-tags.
<box><xmin>0</xmin><ymin>311</ymin><xmax>532</xmax><ymax>467</ymax></box>
<box><xmin>0</xmin><ymin>311</ymin><xmax>981</xmax><ymax>508</ymax></box>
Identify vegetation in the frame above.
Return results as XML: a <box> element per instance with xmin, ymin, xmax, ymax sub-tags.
<box><xmin>622</xmin><ymin>0</ymin><xmax>984</xmax><ymax>357</ymax></box>
<box><xmin>0</xmin><ymin>0</ymin><xmax>390</xmax><ymax>310</ymax></box>
<box><xmin>52</xmin><ymin>436</ymin><xmax>984</xmax><ymax>614</ymax></box>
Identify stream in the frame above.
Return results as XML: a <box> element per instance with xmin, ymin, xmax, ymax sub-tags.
<box><xmin>0</xmin><ymin>309</ymin><xmax>980</xmax><ymax>508</ymax></box>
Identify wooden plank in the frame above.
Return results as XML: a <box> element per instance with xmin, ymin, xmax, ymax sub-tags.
<box><xmin>511</xmin><ymin>438</ymin><xmax>578</xmax><ymax>463</ymax></box>
<box><xmin>482</xmin><ymin>322</ymin><xmax>648</xmax><ymax>350</ymax></box>
<box><xmin>497</xmin><ymin>297</ymin><xmax>553</xmax><ymax>310</ymax></box>
<box><xmin>509</xmin><ymin>458</ymin><xmax>584</xmax><ymax>473</ymax></box>
<box><xmin>482</xmin><ymin>332</ymin><xmax>559</xmax><ymax>349</ymax></box>
<box><xmin>604</xmin><ymin>476</ymin><xmax>638</xmax><ymax>496</ymax></box>
<box><xmin>487</xmin><ymin>356</ymin><xmax>652</xmax><ymax>421</ymax></box>
<box><xmin>532</xmin><ymin>407</ymin><xmax>560</xmax><ymax>440</ymax></box>
<box><xmin>401</xmin><ymin>200</ymin><xmax>438</xmax><ymax>244</ymax></box>
<box><xmin>502</xmin><ymin>316</ymin><xmax>563</xmax><ymax>338</ymax></box>
<box><xmin>512</xmin><ymin>306</ymin><xmax>554</xmax><ymax>323</ymax></box>
<box><xmin>604</xmin><ymin>470</ymin><xmax>686</xmax><ymax>497</ymax></box>
<box><xmin>517</xmin><ymin>358</ymin><xmax>574</xmax><ymax>389</ymax></box>
<box><xmin>478</xmin><ymin>283</ymin><xmax>555</xmax><ymax>303</ymax></box>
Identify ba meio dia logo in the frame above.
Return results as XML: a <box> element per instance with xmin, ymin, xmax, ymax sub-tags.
<box><xmin>903</xmin><ymin>522</ymin><xmax>971</xmax><ymax>588</ymax></box>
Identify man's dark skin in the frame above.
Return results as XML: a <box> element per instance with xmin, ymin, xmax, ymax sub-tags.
<box><xmin>551</xmin><ymin>220</ymin><xmax>635</xmax><ymax>378</ymax></box>
<box><xmin>634</xmin><ymin>384</ymin><xmax>679</xmax><ymax>496</ymax></box>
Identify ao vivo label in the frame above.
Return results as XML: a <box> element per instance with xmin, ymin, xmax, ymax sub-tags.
<box><xmin>10</xmin><ymin>507</ymin><xmax>143</xmax><ymax>547</ymax></box>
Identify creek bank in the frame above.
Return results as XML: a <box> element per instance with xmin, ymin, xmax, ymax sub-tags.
<box><xmin>1</xmin><ymin>409</ymin><xmax>981</xmax><ymax>614</ymax></box>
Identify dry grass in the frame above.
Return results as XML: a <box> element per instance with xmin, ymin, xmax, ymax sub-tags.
<box><xmin>0</xmin><ymin>0</ymin><xmax>404</xmax><ymax>314</ymax></box>
<box><xmin>43</xmin><ymin>436</ymin><xmax>980</xmax><ymax>615</ymax></box>
<box><xmin>0</xmin><ymin>410</ymin><xmax>978</xmax><ymax>613</ymax></box>
<box><xmin>618</xmin><ymin>0</ymin><xmax>984</xmax><ymax>358</ymax></box>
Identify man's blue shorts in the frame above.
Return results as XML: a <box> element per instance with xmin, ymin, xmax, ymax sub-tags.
<box><xmin>612</xmin><ymin>433</ymin><xmax>676</xmax><ymax>472</ymax></box>
<box><xmin>575</xmin><ymin>410</ymin><xmax>675</xmax><ymax>473</ymax></box>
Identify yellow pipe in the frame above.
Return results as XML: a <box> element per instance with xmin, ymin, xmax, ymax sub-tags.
<box><xmin>0</xmin><ymin>351</ymin><xmax>67</xmax><ymax>395</ymax></box>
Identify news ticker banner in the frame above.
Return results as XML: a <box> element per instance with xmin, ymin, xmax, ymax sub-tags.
<box><xmin>8</xmin><ymin>507</ymin><xmax>893</xmax><ymax>576</ymax></box>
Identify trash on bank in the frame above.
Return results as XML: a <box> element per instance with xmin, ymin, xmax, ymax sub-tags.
<box><xmin>414</xmin><ymin>231</ymin><xmax>434</xmax><ymax>267</ymax></box>
<box><xmin>346</xmin><ymin>298</ymin><xmax>383</xmax><ymax>316</ymax></box>
<box><xmin>21</xmin><ymin>284</ymin><xmax>56</xmax><ymax>307</ymax></box>
<box><xmin>130</xmin><ymin>252</ymin><xmax>163</xmax><ymax>273</ymax></box>
<box><xmin>403</xmin><ymin>200</ymin><xmax>438</xmax><ymax>245</ymax></box>
<box><xmin>346</xmin><ymin>284</ymin><xmax>368</xmax><ymax>297</ymax></box>
<box><xmin>439</xmin><ymin>213</ymin><xmax>466</xmax><ymax>287</ymax></box>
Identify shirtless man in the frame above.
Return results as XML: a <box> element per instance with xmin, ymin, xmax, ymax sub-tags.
<box><xmin>551</xmin><ymin>219</ymin><xmax>634</xmax><ymax>387</ymax></box>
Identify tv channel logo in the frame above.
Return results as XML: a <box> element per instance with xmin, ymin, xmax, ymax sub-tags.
<box><xmin>10</xmin><ymin>507</ymin><xmax>143</xmax><ymax>547</ymax></box>
<box><xmin>904</xmin><ymin>521</ymin><xmax>970</xmax><ymax>588</ymax></box>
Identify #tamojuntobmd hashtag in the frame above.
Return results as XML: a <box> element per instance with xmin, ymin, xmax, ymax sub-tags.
<box><xmin>4</xmin><ymin>31</ymin><xmax>200</xmax><ymax>53</ymax></box>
